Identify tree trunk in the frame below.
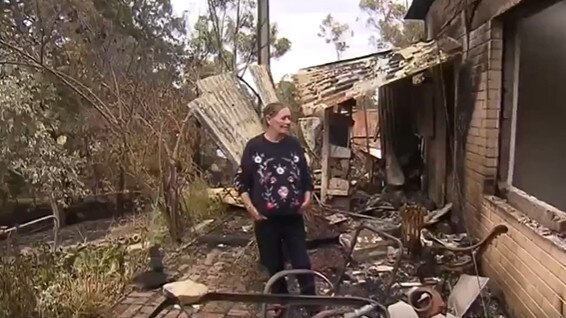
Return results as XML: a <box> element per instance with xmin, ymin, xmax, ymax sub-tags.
<box><xmin>48</xmin><ymin>193</ymin><xmax>62</xmax><ymax>251</ymax></box>
<box><xmin>117</xmin><ymin>137</ymin><xmax>128</xmax><ymax>217</ymax></box>
<box><xmin>162</xmin><ymin>161</ymin><xmax>180</xmax><ymax>242</ymax></box>
<box><xmin>117</xmin><ymin>165</ymin><xmax>126</xmax><ymax>216</ymax></box>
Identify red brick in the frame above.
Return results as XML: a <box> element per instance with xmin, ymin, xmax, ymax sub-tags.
<box><xmin>118</xmin><ymin>304</ymin><xmax>142</xmax><ymax>318</ymax></box>
<box><xmin>482</xmin><ymin>198</ymin><xmax>566</xmax><ymax>315</ymax></box>
<box><xmin>226</xmin><ymin>308</ymin><xmax>254</xmax><ymax>317</ymax></box>
<box><xmin>483</xmin><ymin>258</ymin><xmax>538</xmax><ymax>318</ymax></box>
<box><xmin>482</xmin><ymin>118</ymin><xmax>499</xmax><ymax>129</ymax></box>
<box><xmin>194</xmin><ymin>313</ymin><xmax>225</xmax><ymax>318</ymax></box>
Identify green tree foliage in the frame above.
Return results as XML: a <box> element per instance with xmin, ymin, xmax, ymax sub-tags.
<box><xmin>0</xmin><ymin>0</ymin><xmax>292</xmax><ymax>241</ymax></box>
<box><xmin>358</xmin><ymin>0</ymin><xmax>424</xmax><ymax>49</ymax></box>
<box><xmin>317</xmin><ymin>14</ymin><xmax>353</xmax><ymax>60</ymax></box>
<box><xmin>190</xmin><ymin>0</ymin><xmax>292</xmax><ymax>73</ymax></box>
<box><xmin>0</xmin><ymin>71</ymin><xmax>86</xmax><ymax>203</ymax></box>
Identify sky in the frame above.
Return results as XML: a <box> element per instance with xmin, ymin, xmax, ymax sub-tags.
<box><xmin>170</xmin><ymin>0</ymin><xmax>387</xmax><ymax>81</ymax></box>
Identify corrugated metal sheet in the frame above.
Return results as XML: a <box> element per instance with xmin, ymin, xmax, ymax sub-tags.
<box><xmin>249</xmin><ymin>64</ymin><xmax>280</xmax><ymax>105</ymax></box>
<box><xmin>352</xmin><ymin>109</ymin><xmax>379</xmax><ymax>139</ymax></box>
<box><xmin>351</xmin><ymin>109</ymin><xmax>381</xmax><ymax>157</ymax></box>
<box><xmin>293</xmin><ymin>38</ymin><xmax>461</xmax><ymax>111</ymax></box>
<box><xmin>197</xmin><ymin>73</ymin><xmax>240</xmax><ymax>94</ymax></box>
<box><xmin>189</xmin><ymin>67</ymin><xmax>279</xmax><ymax>165</ymax></box>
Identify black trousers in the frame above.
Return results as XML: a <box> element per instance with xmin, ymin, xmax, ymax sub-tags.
<box><xmin>254</xmin><ymin>215</ymin><xmax>316</xmax><ymax>295</ymax></box>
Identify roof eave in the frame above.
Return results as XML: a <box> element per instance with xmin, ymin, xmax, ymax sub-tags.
<box><xmin>405</xmin><ymin>0</ymin><xmax>436</xmax><ymax>20</ymax></box>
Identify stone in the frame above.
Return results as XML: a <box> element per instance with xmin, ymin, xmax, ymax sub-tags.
<box><xmin>163</xmin><ymin>279</ymin><xmax>209</xmax><ymax>305</ymax></box>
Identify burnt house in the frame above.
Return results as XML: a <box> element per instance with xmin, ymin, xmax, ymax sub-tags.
<box><xmin>401</xmin><ymin>0</ymin><xmax>566</xmax><ymax>316</ymax></box>
<box><xmin>294</xmin><ymin>53</ymin><xmax>384</xmax><ymax>209</ymax></box>
<box><xmin>294</xmin><ymin>41</ymin><xmax>461</xmax><ymax>209</ymax></box>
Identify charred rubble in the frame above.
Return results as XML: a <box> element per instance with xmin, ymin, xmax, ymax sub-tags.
<box><xmin>304</xmin><ymin>167</ymin><xmax>511</xmax><ymax>318</ymax></box>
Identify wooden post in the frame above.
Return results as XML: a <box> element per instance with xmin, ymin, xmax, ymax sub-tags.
<box><xmin>257</xmin><ymin>0</ymin><xmax>270</xmax><ymax>69</ymax></box>
<box><xmin>320</xmin><ymin>108</ymin><xmax>331</xmax><ymax>203</ymax></box>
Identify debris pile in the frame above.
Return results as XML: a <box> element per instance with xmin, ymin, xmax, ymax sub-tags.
<box><xmin>313</xmin><ymin>196</ymin><xmax>510</xmax><ymax>318</ymax></box>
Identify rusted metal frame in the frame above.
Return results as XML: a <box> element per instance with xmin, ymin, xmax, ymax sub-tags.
<box><xmin>401</xmin><ymin>204</ymin><xmax>427</xmax><ymax>255</ymax></box>
<box><xmin>334</xmin><ymin>223</ymin><xmax>404</xmax><ymax>305</ymax></box>
<box><xmin>198</xmin><ymin>293</ymin><xmax>378</xmax><ymax>307</ymax></box>
<box><xmin>311</xmin><ymin>303</ymin><xmax>385</xmax><ymax>318</ymax></box>
<box><xmin>149</xmin><ymin>292</ymin><xmax>389</xmax><ymax>318</ymax></box>
<box><xmin>1</xmin><ymin>215</ymin><xmax>59</xmax><ymax>250</ymax></box>
<box><xmin>261</xmin><ymin>269</ymin><xmax>335</xmax><ymax>318</ymax></box>
<box><xmin>430</xmin><ymin>224</ymin><xmax>508</xmax><ymax>272</ymax></box>
<box><xmin>311</xmin><ymin>308</ymin><xmax>352</xmax><ymax>318</ymax></box>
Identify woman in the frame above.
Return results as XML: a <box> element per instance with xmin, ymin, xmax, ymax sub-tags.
<box><xmin>234</xmin><ymin>102</ymin><xmax>316</xmax><ymax>314</ymax></box>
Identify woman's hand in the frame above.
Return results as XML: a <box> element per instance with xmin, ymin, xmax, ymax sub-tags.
<box><xmin>300</xmin><ymin>191</ymin><xmax>312</xmax><ymax>209</ymax></box>
<box><xmin>299</xmin><ymin>191</ymin><xmax>313</xmax><ymax>221</ymax></box>
<box><xmin>241</xmin><ymin>192</ymin><xmax>266</xmax><ymax>222</ymax></box>
<box><xmin>248</xmin><ymin>206</ymin><xmax>267</xmax><ymax>222</ymax></box>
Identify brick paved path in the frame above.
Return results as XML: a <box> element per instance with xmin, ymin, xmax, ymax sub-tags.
<box><xmin>112</xmin><ymin>215</ymin><xmax>262</xmax><ymax>318</ymax></box>
<box><xmin>112</xmin><ymin>212</ymin><xmax>343</xmax><ymax>318</ymax></box>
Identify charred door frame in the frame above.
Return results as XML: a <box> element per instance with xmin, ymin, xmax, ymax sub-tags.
<box><xmin>378</xmin><ymin>63</ymin><xmax>456</xmax><ymax>209</ymax></box>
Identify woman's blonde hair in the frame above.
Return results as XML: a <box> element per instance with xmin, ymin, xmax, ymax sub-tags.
<box><xmin>261</xmin><ymin>102</ymin><xmax>288</xmax><ymax>127</ymax></box>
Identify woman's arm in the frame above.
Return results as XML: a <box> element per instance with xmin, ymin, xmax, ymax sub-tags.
<box><xmin>234</xmin><ymin>143</ymin><xmax>253</xmax><ymax>196</ymax></box>
<box><xmin>297</xmin><ymin>144</ymin><xmax>314</xmax><ymax>208</ymax></box>
<box><xmin>234</xmin><ymin>142</ymin><xmax>265</xmax><ymax>221</ymax></box>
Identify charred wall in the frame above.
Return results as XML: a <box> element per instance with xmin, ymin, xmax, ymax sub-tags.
<box><xmin>378</xmin><ymin>68</ymin><xmax>454</xmax><ymax>210</ymax></box>
<box><xmin>425</xmin><ymin>0</ymin><xmax>566</xmax><ymax>316</ymax></box>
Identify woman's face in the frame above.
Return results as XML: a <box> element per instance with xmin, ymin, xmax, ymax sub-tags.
<box><xmin>267</xmin><ymin>107</ymin><xmax>292</xmax><ymax>134</ymax></box>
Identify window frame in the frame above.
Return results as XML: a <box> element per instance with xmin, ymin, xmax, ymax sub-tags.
<box><xmin>497</xmin><ymin>1</ymin><xmax>566</xmax><ymax>232</ymax></box>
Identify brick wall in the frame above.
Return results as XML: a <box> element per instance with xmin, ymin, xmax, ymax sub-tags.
<box><xmin>479</xmin><ymin>197</ymin><xmax>566</xmax><ymax>317</ymax></box>
<box><xmin>425</xmin><ymin>1</ymin><xmax>566</xmax><ymax>317</ymax></box>
<box><xmin>462</xmin><ymin>21</ymin><xmax>501</xmax><ymax>209</ymax></box>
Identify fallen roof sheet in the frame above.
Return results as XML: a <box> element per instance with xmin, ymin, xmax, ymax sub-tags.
<box><xmin>249</xmin><ymin>64</ymin><xmax>280</xmax><ymax>105</ymax></box>
<box><xmin>293</xmin><ymin>38</ymin><xmax>461</xmax><ymax>110</ymax></box>
<box><xmin>189</xmin><ymin>65</ymin><xmax>278</xmax><ymax>165</ymax></box>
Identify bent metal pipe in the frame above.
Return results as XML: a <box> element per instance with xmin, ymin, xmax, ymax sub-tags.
<box><xmin>148</xmin><ymin>292</ymin><xmax>390</xmax><ymax>318</ymax></box>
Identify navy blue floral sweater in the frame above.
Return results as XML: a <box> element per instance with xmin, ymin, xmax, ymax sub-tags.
<box><xmin>234</xmin><ymin>134</ymin><xmax>314</xmax><ymax>217</ymax></box>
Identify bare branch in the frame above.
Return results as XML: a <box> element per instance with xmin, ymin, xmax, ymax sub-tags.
<box><xmin>233</xmin><ymin>0</ymin><xmax>241</xmax><ymax>70</ymax></box>
<box><xmin>207</xmin><ymin>0</ymin><xmax>232</xmax><ymax>71</ymax></box>
<box><xmin>0</xmin><ymin>39</ymin><xmax>122</xmax><ymax>133</ymax></box>
<box><xmin>172</xmin><ymin>111</ymin><xmax>194</xmax><ymax>159</ymax></box>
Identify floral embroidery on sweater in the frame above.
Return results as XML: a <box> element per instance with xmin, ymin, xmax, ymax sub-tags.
<box><xmin>233</xmin><ymin>135</ymin><xmax>314</xmax><ymax>216</ymax></box>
